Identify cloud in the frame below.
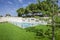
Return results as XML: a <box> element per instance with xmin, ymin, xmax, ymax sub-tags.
<box><xmin>18</xmin><ymin>0</ymin><xmax>23</xmax><ymax>3</ymax></box>
<box><xmin>8</xmin><ymin>1</ymin><xmax>13</xmax><ymax>4</ymax></box>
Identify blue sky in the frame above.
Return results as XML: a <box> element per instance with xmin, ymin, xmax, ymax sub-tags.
<box><xmin>0</xmin><ymin>0</ymin><xmax>60</xmax><ymax>16</ymax></box>
<box><xmin>0</xmin><ymin>0</ymin><xmax>37</xmax><ymax>16</ymax></box>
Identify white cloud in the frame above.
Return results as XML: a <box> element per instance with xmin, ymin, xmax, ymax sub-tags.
<box><xmin>8</xmin><ymin>1</ymin><xmax>13</xmax><ymax>4</ymax></box>
<box><xmin>18</xmin><ymin>0</ymin><xmax>23</xmax><ymax>3</ymax></box>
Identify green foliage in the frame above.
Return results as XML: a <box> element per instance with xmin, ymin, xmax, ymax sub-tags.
<box><xmin>17</xmin><ymin>0</ymin><xmax>58</xmax><ymax>17</ymax></box>
<box><xmin>17</xmin><ymin>8</ymin><xmax>25</xmax><ymax>17</ymax></box>
<box><xmin>55</xmin><ymin>16</ymin><xmax>60</xmax><ymax>23</ymax></box>
<box><xmin>25</xmin><ymin>24</ymin><xmax>60</xmax><ymax>40</ymax></box>
<box><xmin>54</xmin><ymin>16</ymin><xmax>60</xmax><ymax>28</ymax></box>
<box><xmin>0</xmin><ymin>22</ymin><xmax>60</xmax><ymax>40</ymax></box>
<box><xmin>25</xmin><ymin>25</ymin><xmax>52</xmax><ymax>40</ymax></box>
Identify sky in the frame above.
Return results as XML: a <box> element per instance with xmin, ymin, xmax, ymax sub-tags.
<box><xmin>0</xmin><ymin>0</ymin><xmax>60</xmax><ymax>16</ymax></box>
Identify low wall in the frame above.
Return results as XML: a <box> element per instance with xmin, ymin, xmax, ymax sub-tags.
<box><xmin>0</xmin><ymin>17</ymin><xmax>22</xmax><ymax>22</ymax></box>
<box><xmin>0</xmin><ymin>17</ymin><xmax>51</xmax><ymax>25</ymax></box>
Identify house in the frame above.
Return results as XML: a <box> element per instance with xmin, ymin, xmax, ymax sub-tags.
<box><xmin>26</xmin><ymin>13</ymin><xmax>33</xmax><ymax>17</ymax></box>
<box><xmin>33</xmin><ymin>12</ymin><xmax>43</xmax><ymax>17</ymax></box>
<box><xmin>22</xmin><ymin>12</ymin><xmax>43</xmax><ymax>17</ymax></box>
<box><xmin>5</xmin><ymin>13</ymin><xmax>11</xmax><ymax>17</ymax></box>
<box><xmin>22</xmin><ymin>14</ymin><xmax>26</xmax><ymax>17</ymax></box>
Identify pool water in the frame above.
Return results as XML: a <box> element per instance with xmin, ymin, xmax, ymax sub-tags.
<box><xmin>10</xmin><ymin>20</ymin><xmax>47</xmax><ymax>28</ymax></box>
<box><xmin>11</xmin><ymin>22</ymin><xmax>40</xmax><ymax>28</ymax></box>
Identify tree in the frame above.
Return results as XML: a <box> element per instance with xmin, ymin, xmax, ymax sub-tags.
<box><xmin>17</xmin><ymin>8</ymin><xmax>25</xmax><ymax>17</ymax></box>
<box><xmin>36</xmin><ymin>0</ymin><xmax>58</xmax><ymax>16</ymax></box>
<box><xmin>5</xmin><ymin>13</ymin><xmax>11</xmax><ymax>17</ymax></box>
<box><xmin>37</xmin><ymin>0</ymin><xmax>58</xmax><ymax>40</ymax></box>
<box><xmin>45</xmin><ymin>0</ymin><xmax>58</xmax><ymax>40</ymax></box>
<box><xmin>27</xmin><ymin>3</ymin><xmax>39</xmax><ymax>13</ymax></box>
<box><xmin>17</xmin><ymin>0</ymin><xmax>58</xmax><ymax>17</ymax></box>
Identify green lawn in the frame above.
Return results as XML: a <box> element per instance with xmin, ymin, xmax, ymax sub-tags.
<box><xmin>25</xmin><ymin>25</ymin><xmax>51</xmax><ymax>33</ymax></box>
<box><xmin>25</xmin><ymin>25</ymin><xmax>52</xmax><ymax>40</ymax></box>
<box><xmin>0</xmin><ymin>22</ymin><xmax>60</xmax><ymax>40</ymax></box>
<box><xmin>0</xmin><ymin>23</ymin><xmax>35</xmax><ymax>40</ymax></box>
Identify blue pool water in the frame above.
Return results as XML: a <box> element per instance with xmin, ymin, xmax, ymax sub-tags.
<box><xmin>11</xmin><ymin>22</ymin><xmax>39</xmax><ymax>28</ymax></box>
<box><xmin>10</xmin><ymin>21</ymin><xmax>47</xmax><ymax>28</ymax></box>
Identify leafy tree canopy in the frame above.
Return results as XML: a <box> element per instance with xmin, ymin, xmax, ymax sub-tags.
<box><xmin>17</xmin><ymin>0</ymin><xmax>58</xmax><ymax>17</ymax></box>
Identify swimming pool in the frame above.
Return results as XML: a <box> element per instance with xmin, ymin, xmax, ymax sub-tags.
<box><xmin>10</xmin><ymin>21</ymin><xmax>47</xmax><ymax>28</ymax></box>
<box><xmin>10</xmin><ymin>22</ymin><xmax>40</xmax><ymax>28</ymax></box>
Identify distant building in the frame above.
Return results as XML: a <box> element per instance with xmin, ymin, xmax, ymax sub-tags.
<box><xmin>33</xmin><ymin>12</ymin><xmax>43</xmax><ymax>17</ymax></box>
<box><xmin>5</xmin><ymin>13</ymin><xmax>11</xmax><ymax>17</ymax></box>
<box><xmin>22</xmin><ymin>12</ymin><xmax>43</xmax><ymax>17</ymax></box>
<box><xmin>26</xmin><ymin>13</ymin><xmax>34</xmax><ymax>17</ymax></box>
<box><xmin>22</xmin><ymin>14</ymin><xmax>26</xmax><ymax>17</ymax></box>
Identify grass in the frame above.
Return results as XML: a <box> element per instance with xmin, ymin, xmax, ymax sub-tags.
<box><xmin>25</xmin><ymin>25</ymin><xmax>51</xmax><ymax>33</ymax></box>
<box><xmin>33</xmin><ymin>25</ymin><xmax>51</xmax><ymax>31</ymax></box>
<box><xmin>25</xmin><ymin>25</ymin><xmax>60</xmax><ymax>40</ymax></box>
<box><xmin>0</xmin><ymin>22</ymin><xmax>60</xmax><ymax>40</ymax></box>
<box><xmin>25</xmin><ymin>25</ymin><xmax>52</xmax><ymax>40</ymax></box>
<box><xmin>0</xmin><ymin>22</ymin><xmax>35</xmax><ymax>40</ymax></box>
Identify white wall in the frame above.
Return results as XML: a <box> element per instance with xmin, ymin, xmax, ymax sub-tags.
<box><xmin>0</xmin><ymin>17</ymin><xmax>50</xmax><ymax>25</ymax></box>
